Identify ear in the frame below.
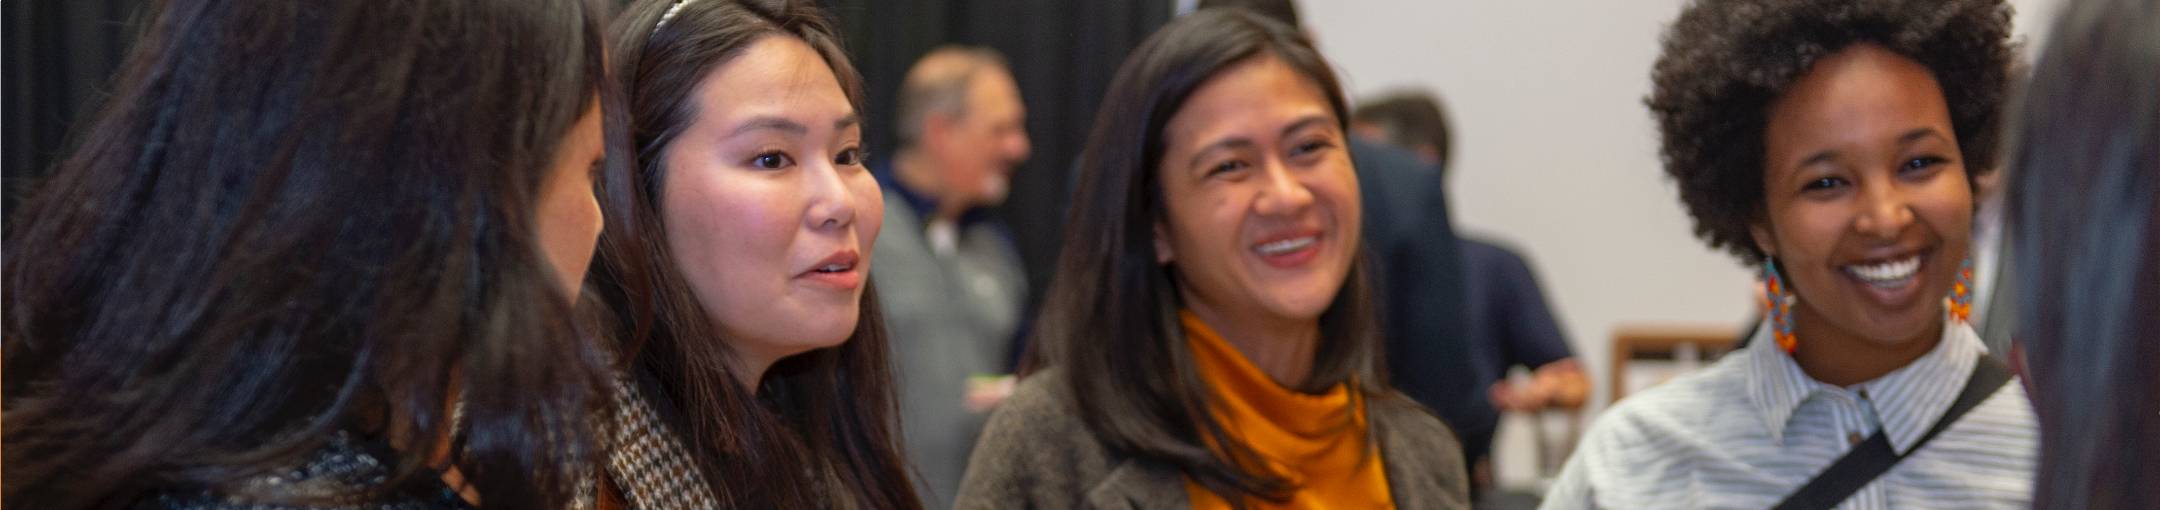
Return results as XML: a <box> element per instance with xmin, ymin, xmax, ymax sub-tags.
<box><xmin>924</xmin><ymin>111</ymin><xmax>959</xmax><ymax>144</ymax></box>
<box><xmin>1749</xmin><ymin>221</ymin><xmax>1779</xmax><ymax>259</ymax></box>
<box><xmin>1153</xmin><ymin>220</ymin><xmax>1175</xmax><ymax>265</ymax></box>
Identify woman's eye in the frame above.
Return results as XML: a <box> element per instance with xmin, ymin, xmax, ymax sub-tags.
<box><xmin>1902</xmin><ymin>156</ymin><xmax>1947</xmax><ymax>173</ymax></box>
<box><xmin>1208</xmin><ymin>159</ymin><xmax>1247</xmax><ymax>176</ymax></box>
<box><xmin>1802</xmin><ymin>177</ymin><xmax>1847</xmax><ymax>192</ymax></box>
<box><xmin>835</xmin><ymin>147</ymin><xmax>865</xmax><ymax>167</ymax></box>
<box><xmin>1290</xmin><ymin>139</ymin><xmax>1334</xmax><ymax>157</ymax></box>
<box><xmin>751</xmin><ymin>151</ymin><xmax>793</xmax><ymax>170</ymax></box>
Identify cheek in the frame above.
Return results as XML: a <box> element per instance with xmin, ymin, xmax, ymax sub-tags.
<box><xmin>1315</xmin><ymin>163</ymin><xmax>1362</xmax><ymax>238</ymax></box>
<box><xmin>1921</xmin><ymin>176</ymin><xmax>1976</xmax><ymax>246</ymax></box>
<box><xmin>663</xmin><ymin>170</ymin><xmax>798</xmax><ymax>302</ymax></box>
<box><xmin>537</xmin><ymin>169</ymin><xmax>601</xmax><ymax>293</ymax></box>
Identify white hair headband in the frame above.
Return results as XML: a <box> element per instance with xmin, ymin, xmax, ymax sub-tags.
<box><xmin>652</xmin><ymin>0</ymin><xmax>700</xmax><ymax>35</ymax></box>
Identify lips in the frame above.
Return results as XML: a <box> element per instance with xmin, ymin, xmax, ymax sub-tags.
<box><xmin>1843</xmin><ymin>254</ymin><xmax>1922</xmax><ymax>285</ymax></box>
<box><xmin>1836</xmin><ymin>248</ymin><xmax>1931</xmax><ymax>308</ymax></box>
<box><xmin>798</xmin><ymin>249</ymin><xmax>863</xmax><ymax>290</ymax></box>
<box><xmin>1250</xmin><ymin>230</ymin><xmax>1322</xmax><ymax>268</ymax></box>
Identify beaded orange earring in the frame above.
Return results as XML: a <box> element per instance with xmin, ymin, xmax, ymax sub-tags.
<box><xmin>1947</xmin><ymin>258</ymin><xmax>1974</xmax><ymax>323</ymax></box>
<box><xmin>1763</xmin><ymin>259</ymin><xmax>1797</xmax><ymax>353</ymax></box>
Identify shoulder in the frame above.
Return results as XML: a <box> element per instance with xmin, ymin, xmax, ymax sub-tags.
<box><xmin>983</xmin><ymin>369</ymin><xmax>1091</xmax><ymax>438</ymax></box>
<box><xmin>1368</xmin><ymin>392</ymin><xmax>1461</xmax><ymax>453</ymax></box>
<box><xmin>1366</xmin><ymin>392</ymin><xmax>1472</xmax><ymax>506</ymax></box>
<box><xmin>957</xmin><ymin>369</ymin><xmax>1120</xmax><ymax>509</ymax></box>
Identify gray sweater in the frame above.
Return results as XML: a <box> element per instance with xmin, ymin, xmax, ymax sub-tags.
<box><xmin>955</xmin><ymin>370</ymin><xmax>1472</xmax><ymax>509</ymax></box>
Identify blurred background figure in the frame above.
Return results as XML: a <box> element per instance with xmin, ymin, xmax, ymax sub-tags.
<box><xmin>1353</xmin><ymin>91</ymin><xmax>1590</xmax><ymax>496</ymax></box>
<box><xmin>874</xmin><ymin>44</ymin><xmax>1033</xmax><ymax>508</ymax></box>
<box><xmin>1195</xmin><ymin>1</ymin><xmax>1483</xmax><ymax>480</ymax></box>
<box><xmin>2006</xmin><ymin>0</ymin><xmax>2160</xmax><ymax>507</ymax></box>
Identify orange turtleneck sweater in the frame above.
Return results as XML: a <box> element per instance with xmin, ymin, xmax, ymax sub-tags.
<box><xmin>1179</xmin><ymin>311</ymin><xmax>1394</xmax><ymax>509</ymax></box>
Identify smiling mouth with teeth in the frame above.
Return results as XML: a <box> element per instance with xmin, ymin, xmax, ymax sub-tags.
<box><xmin>1843</xmin><ymin>254</ymin><xmax>1922</xmax><ymax>286</ymax></box>
<box><xmin>1254</xmin><ymin>236</ymin><xmax>1317</xmax><ymax>256</ymax></box>
<box><xmin>815</xmin><ymin>263</ymin><xmax>852</xmax><ymax>273</ymax></box>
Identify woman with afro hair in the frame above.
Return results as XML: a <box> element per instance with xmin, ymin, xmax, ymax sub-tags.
<box><xmin>1542</xmin><ymin>0</ymin><xmax>2033</xmax><ymax>508</ymax></box>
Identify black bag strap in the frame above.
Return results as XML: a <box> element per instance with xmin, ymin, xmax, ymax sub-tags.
<box><xmin>1772</xmin><ymin>352</ymin><xmax>2012</xmax><ymax>510</ymax></box>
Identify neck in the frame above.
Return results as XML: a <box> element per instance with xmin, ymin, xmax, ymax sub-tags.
<box><xmin>727</xmin><ymin>349</ymin><xmax>778</xmax><ymax>393</ymax></box>
<box><xmin>893</xmin><ymin>149</ymin><xmax>969</xmax><ymax>222</ymax></box>
<box><xmin>1788</xmin><ymin>304</ymin><xmax>1943</xmax><ymax>387</ymax></box>
<box><xmin>1184</xmin><ymin>297</ymin><xmax>1320</xmax><ymax>388</ymax></box>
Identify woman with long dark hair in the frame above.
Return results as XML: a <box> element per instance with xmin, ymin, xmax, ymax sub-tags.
<box><xmin>587</xmin><ymin>0</ymin><xmax>918</xmax><ymax>507</ymax></box>
<box><xmin>954</xmin><ymin>9</ymin><xmax>1469</xmax><ymax>508</ymax></box>
<box><xmin>2007</xmin><ymin>0</ymin><xmax>2160</xmax><ymax>507</ymax></box>
<box><xmin>3</xmin><ymin>0</ymin><xmax>618</xmax><ymax>508</ymax></box>
<box><xmin>1544</xmin><ymin>0</ymin><xmax>2032</xmax><ymax>508</ymax></box>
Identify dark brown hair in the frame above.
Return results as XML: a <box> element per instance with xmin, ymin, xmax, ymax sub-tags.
<box><xmin>1351</xmin><ymin>92</ymin><xmax>1453</xmax><ymax>170</ymax></box>
<box><xmin>2</xmin><ymin>0</ymin><xmax>617</xmax><ymax>508</ymax></box>
<box><xmin>1647</xmin><ymin>0</ymin><xmax>2016</xmax><ymax>264</ymax></box>
<box><xmin>587</xmin><ymin>0</ymin><xmax>918</xmax><ymax>507</ymax></box>
<box><xmin>1028</xmin><ymin>8</ymin><xmax>1385</xmax><ymax>505</ymax></box>
<box><xmin>2007</xmin><ymin>0</ymin><xmax>2160</xmax><ymax>506</ymax></box>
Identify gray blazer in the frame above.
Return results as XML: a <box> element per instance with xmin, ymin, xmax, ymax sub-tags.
<box><xmin>954</xmin><ymin>370</ymin><xmax>1472</xmax><ymax>509</ymax></box>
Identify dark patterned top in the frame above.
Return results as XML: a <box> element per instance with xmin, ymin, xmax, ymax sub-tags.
<box><xmin>139</xmin><ymin>432</ymin><xmax>474</xmax><ymax>510</ymax></box>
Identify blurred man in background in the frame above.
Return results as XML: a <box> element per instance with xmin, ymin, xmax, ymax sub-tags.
<box><xmin>872</xmin><ymin>45</ymin><xmax>1032</xmax><ymax>508</ymax></box>
<box><xmin>1355</xmin><ymin>91</ymin><xmax>1590</xmax><ymax>494</ymax></box>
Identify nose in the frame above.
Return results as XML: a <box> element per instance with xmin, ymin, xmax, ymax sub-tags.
<box><xmin>1252</xmin><ymin>158</ymin><xmax>1315</xmax><ymax>217</ymax></box>
<box><xmin>804</xmin><ymin>158</ymin><xmax>856</xmax><ymax>232</ymax></box>
<box><xmin>1852</xmin><ymin>176</ymin><xmax>1914</xmax><ymax>240</ymax></box>
<box><xmin>1008</xmin><ymin>130</ymin><xmax>1032</xmax><ymax>163</ymax></box>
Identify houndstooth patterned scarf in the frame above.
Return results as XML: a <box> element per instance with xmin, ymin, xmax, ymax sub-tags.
<box><xmin>602</xmin><ymin>373</ymin><xmax>720</xmax><ymax>509</ymax></box>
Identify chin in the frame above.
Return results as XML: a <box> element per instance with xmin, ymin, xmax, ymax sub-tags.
<box><xmin>1263</xmin><ymin>288</ymin><xmax>1340</xmax><ymax>323</ymax></box>
<box><xmin>1853</xmin><ymin>307</ymin><xmax>1946</xmax><ymax>346</ymax></box>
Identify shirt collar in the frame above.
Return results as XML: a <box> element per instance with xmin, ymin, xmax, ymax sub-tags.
<box><xmin>872</xmin><ymin>160</ymin><xmax>997</xmax><ymax>229</ymax></box>
<box><xmin>1745</xmin><ymin>314</ymin><xmax>1987</xmax><ymax>453</ymax></box>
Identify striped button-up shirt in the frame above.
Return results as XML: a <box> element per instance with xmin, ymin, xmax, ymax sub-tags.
<box><xmin>1542</xmin><ymin>318</ymin><xmax>2036</xmax><ymax>509</ymax></box>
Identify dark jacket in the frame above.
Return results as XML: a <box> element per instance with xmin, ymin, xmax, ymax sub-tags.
<box><xmin>953</xmin><ymin>369</ymin><xmax>1472</xmax><ymax>509</ymax></box>
<box><xmin>1348</xmin><ymin>139</ymin><xmax>1478</xmax><ymax>453</ymax></box>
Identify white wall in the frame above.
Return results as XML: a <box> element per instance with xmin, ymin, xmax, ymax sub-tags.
<box><xmin>1296</xmin><ymin>0</ymin><xmax>2066</xmax><ymax>487</ymax></box>
<box><xmin>1305</xmin><ymin>0</ymin><xmax>1751</xmax><ymax>411</ymax></box>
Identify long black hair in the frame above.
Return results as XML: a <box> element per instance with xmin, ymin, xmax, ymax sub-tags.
<box><xmin>2</xmin><ymin>0</ymin><xmax>618</xmax><ymax>507</ymax></box>
<box><xmin>588</xmin><ymin>0</ymin><xmax>919</xmax><ymax>507</ymax></box>
<box><xmin>1027</xmin><ymin>8</ymin><xmax>1385</xmax><ymax>504</ymax></box>
<box><xmin>2007</xmin><ymin>0</ymin><xmax>2160</xmax><ymax>507</ymax></box>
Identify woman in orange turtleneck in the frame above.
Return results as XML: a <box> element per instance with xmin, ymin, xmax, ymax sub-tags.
<box><xmin>953</xmin><ymin>8</ymin><xmax>1469</xmax><ymax>509</ymax></box>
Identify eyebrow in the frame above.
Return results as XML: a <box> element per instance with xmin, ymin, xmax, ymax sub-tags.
<box><xmin>1793</xmin><ymin>127</ymin><xmax>1949</xmax><ymax>169</ymax></box>
<box><xmin>726</xmin><ymin>114</ymin><xmax>862</xmax><ymax>137</ymax></box>
<box><xmin>1183</xmin><ymin>114</ymin><xmax>1337</xmax><ymax>169</ymax></box>
<box><xmin>1897</xmin><ymin>127</ymin><xmax>1945</xmax><ymax>146</ymax></box>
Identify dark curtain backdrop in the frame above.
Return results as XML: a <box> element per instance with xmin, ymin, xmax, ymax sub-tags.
<box><xmin>3</xmin><ymin>0</ymin><xmax>147</xmax><ymax>221</ymax></box>
<box><xmin>5</xmin><ymin>0</ymin><xmax>1171</xmax><ymax>318</ymax></box>
<box><xmin>821</xmin><ymin>0</ymin><xmax>1172</xmax><ymax>319</ymax></box>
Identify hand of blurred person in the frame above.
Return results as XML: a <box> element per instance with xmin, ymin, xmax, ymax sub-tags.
<box><xmin>1537</xmin><ymin>358</ymin><xmax>1590</xmax><ymax>409</ymax></box>
<box><xmin>965</xmin><ymin>374</ymin><xmax>1016</xmax><ymax>413</ymax></box>
<box><xmin>1489</xmin><ymin>359</ymin><xmax>1589</xmax><ymax>412</ymax></box>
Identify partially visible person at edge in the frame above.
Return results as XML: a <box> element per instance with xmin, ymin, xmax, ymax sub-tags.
<box><xmin>1353</xmin><ymin>91</ymin><xmax>1591</xmax><ymax>492</ymax></box>
<box><xmin>584</xmin><ymin>0</ymin><xmax>919</xmax><ymax>507</ymax></box>
<box><xmin>2</xmin><ymin>0</ymin><xmax>617</xmax><ymax>508</ymax></box>
<box><xmin>1544</xmin><ymin>0</ymin><xmax>2035</xmax><ymax>508</ymax></box>
<box><xmin>955</xmin><ymin>9</ymin><xmax>1470</xmax><ymax>509</ymax></box>
<box><xmin>874</xmin><ymin>44</ymin><xmax>1033</xmax><ymax>509</ymax></box>
<box><xmin>2005</xmin><ymin>0</ymin><xmax>2160</xmax><ymax>507</ymax></box>
<box><xmin>1194</xmin><ymin>0</ymin><xmax>1481</xmax><ymax>457</ymax></box>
